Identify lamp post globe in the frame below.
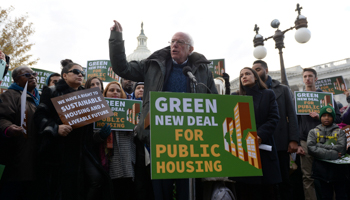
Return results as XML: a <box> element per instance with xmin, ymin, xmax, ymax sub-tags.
<box><xmin>295</xmin><ymin>27</ymin><xmax>311</xmax><ymax>43</ymax></box>
<box><xmin>253</xmin><ymin>46</ymin><xmax>267</xmax><ymax>59</ymax></box>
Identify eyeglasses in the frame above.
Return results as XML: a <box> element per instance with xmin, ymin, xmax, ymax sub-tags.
<box><xmin>68</xmin><ymin>69</ymin><xmax>85</xmax><ymax>77</ymax></box>
<box><xmin>16</xmin><ymin>72</ymin><xmax>38</xmax><ymax>78</ymax></box>
<box><xmin>168</xmin><ymin>40</ymin><xmax>190</xmax><ymax>46</ymax></box>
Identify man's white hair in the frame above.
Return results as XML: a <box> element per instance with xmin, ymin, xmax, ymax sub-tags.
<box><xmin>172</xmin><ymin>32</ymin><xmax>194</xmax><ymax>47</ymax></box>
<box><xmin>182</xmin><ymin>32</ymin><xmax>194</xmax><ymax>56</ymax></box>
<box><xmin>185</xmin><ymin>33</ymin><xmax>194</xmax><ymax>47</ymax></box>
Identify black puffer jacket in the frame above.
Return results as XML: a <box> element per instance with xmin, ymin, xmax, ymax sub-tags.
<box><xmin>34</xmin><ymin>79</ymin><xmax>113</xmax><ymax>200</ymax></box>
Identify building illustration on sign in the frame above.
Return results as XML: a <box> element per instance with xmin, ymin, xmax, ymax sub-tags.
<box><xmin>127</xmin><ymin>103</ymin><xmax>141</xmax><ymax>125</ymax></box>
<box><xmin>107</xmin><ymin>67</ymin><xmax>121</xmax><ymax>82</ymax></box>
<box><xmin>222</xmin><ymin>102</ymin><xmax>262</xmax><ymax>169</ymax></box>
<box><xmin>320</xmin><ymin>95</ymin><xmax>332</xmax><ymax>108</ymax></box>
<box><xmin>334</xmin><ymin>77</ymin><xmax>346</xmax><ymax>91</ymax></box>
<box><xmin>214</xmin><ymin>60</ymin><xmax>225</xmax><ymax>76</ymax></box>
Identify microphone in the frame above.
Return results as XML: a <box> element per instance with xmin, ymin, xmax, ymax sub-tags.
<box><xmin>182</xmin><ymin>66</ymin><xmax>197</xmax><ymax>84</ymax></box>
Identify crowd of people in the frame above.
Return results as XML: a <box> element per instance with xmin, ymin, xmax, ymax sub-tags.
<box><xmin>0</xmin><ymin>18</ymin><xmax>349</xmax><ymax>200</ymax></box>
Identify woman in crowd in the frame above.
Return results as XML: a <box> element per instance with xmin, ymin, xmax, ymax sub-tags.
<box><xmin>231</xmin><ymin>67</ymin><xmax>281</xmax><ymax>200</ymax></box>
<box><xmin>0</xmin><ymin>66</ymin><xmax>39</xmax><ymax>199</ymax></box>
<box><xmin>85</xmin><ymin>76</ymin><xmax>104</xmax><ymax>93</ymax></box>
<box><xmin>34</xmin><ymin>59</ymin><xmax>113</xmax><ymax>200</ymax></box>
<box><xmin>103</xmin><ymin>81</ymin><xmax>136</xmax><ymax>200</ymax></box>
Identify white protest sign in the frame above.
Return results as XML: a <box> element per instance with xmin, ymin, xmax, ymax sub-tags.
<box><xmin>21</xmin><ymin>82</ymin><xmax>28</xmax><ymax>135</ymax></box>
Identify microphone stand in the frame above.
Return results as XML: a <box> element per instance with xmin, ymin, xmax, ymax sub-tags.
<box><xmin>189</xmin><ymin>79</ymin><xmax>196</xmax><ymax>200</ymax></box>
<box><xmin>190</xmin><ymin>80</ymin><xmax>197</xmax><ymax>94</ymax></box>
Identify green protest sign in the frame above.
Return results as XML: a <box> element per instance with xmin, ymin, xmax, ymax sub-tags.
<box><xmin>315</xmin><ymin>76</ymin><xmax>347</xmax><ymax>95</ymax></box>
<box><xmin>94</xmin><ymin>98</ymin><xmax>142</xmax><ymax>131</ymax></box>
<box><xmin>0</xmin><ymin>70</ymin><xmax>11</xmax><ymax>94</ymax></box>
<box><xmin>319</xmin><ymin>154</ymin><xmax>350</xmax><ymax>164</ymax></box>
<box><xmin>294</xmin><ymin>91</ymin><xmax>334</xmax><ymax>115</ymax></box>
<box><xmin>87</xmin><ymin>60</ymin><xmax>121</xmax><ymax>82</ymax></box>
<box><xmin>31</xmin><ymin>67</ymin><xmax>57</xmax><ymax>90</ymax></box>
<box><xmin>208</xmin><ymin>59</ymin><xmax>225</xmax><ymax>78</ymax></box>
<box><xmin>150</xmin><ymin>92</ymin><xmax>262</xmax><ymax>179</ymax></box>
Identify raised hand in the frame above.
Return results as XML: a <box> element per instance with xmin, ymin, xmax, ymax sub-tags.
<box><xmin>110</xmin><ymin>20</ymin><xmax>123</xmax><ymax>32</ymax></box>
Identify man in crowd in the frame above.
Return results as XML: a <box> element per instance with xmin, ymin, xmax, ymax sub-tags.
<box><xmin>109</xmin><ymin>20</ymin><xmax>217</xmax><ymax>200</ymax></box>
<box><xmin>121</xmin><ymin>78</ymin><xmax>135</xmax><ymax>99</ymax></box>
<box><xmin>297</xmin><ymin>68</ymin><xmax>341</xmax><ymax>200</ymax></box>
<box><xmin>45</xmin><ymin>73</ymin><xmax>61</xmax><ymax>87</ymax></box>
<box><xmin>252</xmin><ymin>60</ymin><xmax>299</xmax><ymax>200</ymax></box>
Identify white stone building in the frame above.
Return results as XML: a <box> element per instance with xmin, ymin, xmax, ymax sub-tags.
<box><xmin>229</xmin><ymin>58</ymin><xmax>350</xmax><ymax>106</ymax></box>
<box><xmin>126</xmin><ymin>22</ymin><xmax>152</xmax><ymax>62</ymax></box>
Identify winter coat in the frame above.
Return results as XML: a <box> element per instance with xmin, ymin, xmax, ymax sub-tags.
<box><xmin>33</xmin><ymin>79</ymin><xmax>113</xmax><ymax>200</ymax></box>
<box><xmin>307</xmin><ymin>123</ymin><xmax>346</xmax><ymax>160</ymax></box>
<box><xmin>232</xmin><ymin>84</ymin><xmax>282</xmax><ymax>184</ymax></box>
<box><xmin>0</xmin><ymin>88</ymin><xmax>38</xmax><ymax>181</ymax></box>
<box><xmin>298</xmin><ymin>89</ymin><xmax>342</xmax><ymax>142</ymax></box>
<box><xmin>109</xmin><ymin>130</ymin><xmax>136</xmax><ymax>179</ymax></box>
<box><xmin>268</xmin><ymin>77</ymin><xmax>299</xmax><ymax>151</ymax></box>
<box><xmin>307</xmin><ymin>123</ymin><xmax>348</xmax><ymax>182</ymax></box>
<box><xmin>109</xmin><ymin>31</ymin><xmax>217</xmax><ymax>147</ymax></box>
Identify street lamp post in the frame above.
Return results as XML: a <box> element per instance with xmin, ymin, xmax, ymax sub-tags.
<box><xmin>253</xmin><ymin>3</ymin><xmax>311</xmax><ymax>86</ymax></box>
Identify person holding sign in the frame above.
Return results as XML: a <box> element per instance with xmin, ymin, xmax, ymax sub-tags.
<box><xmin>231</xmin><ymin>67</ymin><xmax>281</xmax><ymax>200</ymax></box>
<box><xmin>252</xmin><ymin>60</ymin><xmax>299</xmax><ymax>199</ymax></box>
<box><xmin>102</xmin><ymin>81</ymin><xmax>136</xmax><ymax>200</ymax></box>
<box><xmin>0</xmin><ymin>66</ymin><xmax>39</xmax><ymax>199</ymax></box>
<box><xmin>109</xmin><ymin>20</ymin><xmax>217</xmax><ymax>200</ymax></box>
<box><xmin>307</xmin><ymin>106</ymin><xmax>348</xmax><ymax>199</ymax></box>
<box><xmin>297</xmin><ymin>68</ymin><xmax>341</xmax><ymax>200</ymax></box>
<box><xmin>34</xmin><ymin>59</ymin><xmax>113</xmax><ymax>200</ymax></box>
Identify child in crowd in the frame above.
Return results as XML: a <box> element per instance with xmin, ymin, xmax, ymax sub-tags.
<box><xmin>307</xmin><ymin>105</ymin><xmax>348</xmax><ymax>200</ymax></box>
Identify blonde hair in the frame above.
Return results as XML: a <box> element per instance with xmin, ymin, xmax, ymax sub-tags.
<box><xmin>103</xmin><ymin>81</ymin><xmax>127</xmax><ymax>99</ymax></box>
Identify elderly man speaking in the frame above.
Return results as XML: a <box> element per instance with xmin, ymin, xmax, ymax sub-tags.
<box><xmin>109</xmin><ymin>20</ymin><xmax>217</xmax><ymax>200</ymax></box>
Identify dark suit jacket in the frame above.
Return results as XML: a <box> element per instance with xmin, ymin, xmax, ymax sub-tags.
<box><xmin>270</xmin><ymin>79</ymin><xmax>299</xmax><ymax>151</ymax></box>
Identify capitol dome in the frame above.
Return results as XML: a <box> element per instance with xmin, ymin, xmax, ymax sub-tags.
<box><xmin>127</xmin><ymin>22</ymin><xmax>152</xmax><ymax>62</ymax></box>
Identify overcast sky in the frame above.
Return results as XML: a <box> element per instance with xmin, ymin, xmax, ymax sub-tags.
<box><xmin>2</xmin><ymin>0</ymin><xmax>350</xmax><ymax>81</ymax></box>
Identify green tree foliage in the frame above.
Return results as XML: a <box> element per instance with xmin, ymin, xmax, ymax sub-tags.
<box><xmin>0</xmin><ymin>6</ymin><xmax>39</xmax><ymax>70</ymax></box>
